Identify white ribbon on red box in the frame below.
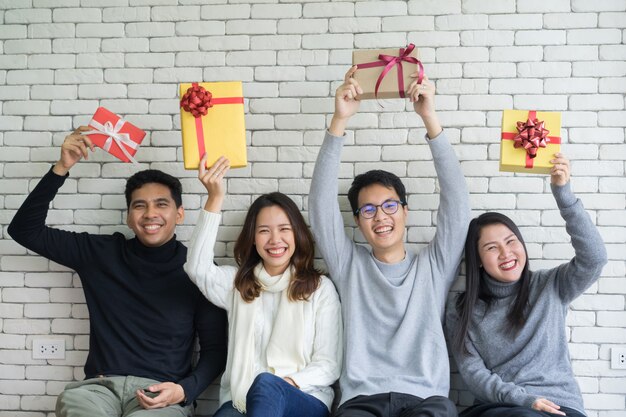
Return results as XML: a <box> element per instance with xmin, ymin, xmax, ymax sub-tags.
<box><xmin>85</xmin><ymin>117</ymin><xmax>139</xmax><ymax>164</ymax></box>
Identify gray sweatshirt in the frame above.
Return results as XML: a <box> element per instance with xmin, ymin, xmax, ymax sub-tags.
<box><xmin>445</xmin><ymin>183</ymin><xmax>608</xmax><ymax>414</ymax></box>
<box><xmin>309</xmin><ymin>130</ymin><xmax>471</xmax><ymax>405</ymax></box>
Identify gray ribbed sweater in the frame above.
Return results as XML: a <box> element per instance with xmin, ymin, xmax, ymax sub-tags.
<box><xmin>309</xmin><ymin>130</ymin><xmax>471</xmax><ymax>405</ymax></box>
<box><xmin>445</xmin><ymin>183</ymin><xmax>608</xmax><ymax>414</ymax></box>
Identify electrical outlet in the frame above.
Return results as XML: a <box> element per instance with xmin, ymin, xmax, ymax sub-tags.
<box><xmin>610</xmin><ymin>347</ymin><xmax>626</xmax><ymax>370</ymax></box>
<box><xmin>32</xmin><ymin>338</ymin><xmax>65</xmax><ymax>360</ymax></box>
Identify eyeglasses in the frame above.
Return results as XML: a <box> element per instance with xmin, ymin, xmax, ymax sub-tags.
<box><xmin>354</xmin><ymin>199</ymin><xmax>407</xmax><ymax>219</ymax></box>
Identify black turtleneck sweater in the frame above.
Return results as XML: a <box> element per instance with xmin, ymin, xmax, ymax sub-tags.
<box><xmin>8</xmin><ymin>168</ymin><xmax>228</xmax><ymax>405</ymax></box>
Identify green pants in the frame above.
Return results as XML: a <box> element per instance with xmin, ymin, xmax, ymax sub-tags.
<box><xmin>55</xmin><ymin>376</ymin><xmax>193</xmax><ymax>417</ymax></box>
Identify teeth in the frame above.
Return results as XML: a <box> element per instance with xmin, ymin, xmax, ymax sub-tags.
<box><xmin>268</xmin><ymin>248</ymin><xmax>286</xmax><ymax>255</ymax></box>
<box><xmin>375</xmin><ymin>226</ymin><xmax>392</xmax><ymax>234</ymax></box>
<box><xmin>144</xmin><ymin>225</ymin><xmax>160</xmax><ymax>230</ymax></box>
<box><xmin>500</xmin><ymin>260</ymin><xmax>516</xmax><ymax>270</ymax></box>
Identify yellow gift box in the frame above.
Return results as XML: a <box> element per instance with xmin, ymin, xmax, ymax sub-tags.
<box><xmin>180</xmin><ymin>82</ymin><xmax>247</xmax><ymax>170</ymax></box>
<box><xmin>500</xmin><ymin>109</ymin><xmax>561</xmax><ymax>174</ymax></box>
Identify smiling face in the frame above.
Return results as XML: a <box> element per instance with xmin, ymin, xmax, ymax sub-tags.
<box><xmin>477</xmin><ymin>223</ymin><xmax>527</xmax><ymax>283</ymax></box>
<box><xmin>126</xmin><ymin>182</ymin><xmax>184</xmax><ymax>247</ymax></box>
<box><xmin>254</xmin><ymin>205</ymin><xmax>296</xmax><ymax>276</ymax></box>
<box><xmin>355</xmin><ymin>183</ymin><xmax>408</xmax><ymax>263</ymax></box>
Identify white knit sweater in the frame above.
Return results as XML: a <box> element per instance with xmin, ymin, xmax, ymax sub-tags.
<box><xmin>184</xmin><ymin>210</ymin><xmax>343</xmax><ymax>410</ymax></box>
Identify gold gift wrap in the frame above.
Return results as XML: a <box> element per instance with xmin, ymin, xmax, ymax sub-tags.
<box><xmin>500</xmin><ymin>109</ymin><xmax>561</xmax><ymax>175</ymax></box>
<box><xmin>180</xmin><ymin>81</ymin><xmax>247</xmax><ymax>170</ymax></box>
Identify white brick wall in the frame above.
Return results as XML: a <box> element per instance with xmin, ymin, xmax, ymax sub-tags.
<box><xmin>0</xmin><ymin>1</ymin><xmax>625</xmax><ymax>416</ymax></box>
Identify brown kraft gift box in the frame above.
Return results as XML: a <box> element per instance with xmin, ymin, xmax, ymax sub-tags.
<box><xmin>352</xmin><ymin>44</ymin><xmax>422</xmax><ymax>100</ymax></box>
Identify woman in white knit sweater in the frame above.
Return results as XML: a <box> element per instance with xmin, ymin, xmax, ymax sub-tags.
<box><xmin>184</xmin><ymin>155</ymin><xmax>342</xmax><ymax>417</ymax></box>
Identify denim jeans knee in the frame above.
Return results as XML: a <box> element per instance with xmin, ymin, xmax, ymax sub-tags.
<box><xmin>245</xmin><ymin>373</ymin><xmax>328</xmax><ymax>417</ymax></box>
<box><xmin>251</xmin><ymin>373</ymin><xmax>277</xmax><ymax>389</ymax></box>
<box><xmin>213</xmin><ymin>401</ymin><xmax>244</xmax><ymax>417</ymax></box>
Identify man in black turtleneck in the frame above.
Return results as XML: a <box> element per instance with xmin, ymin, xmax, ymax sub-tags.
<box><xmin>8</xmin><ymin>126</ymin><xmax>228</xmax><ymax>417</ymax></box>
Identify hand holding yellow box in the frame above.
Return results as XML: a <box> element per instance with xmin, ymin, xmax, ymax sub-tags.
<box><xmin>500</xmin><ymin>110</ymin><xmax>561</xmax><ymax>174</ymax></box>
<box><xmin>180</xmin><ymin>82</ymin><xmax>247</xmax><ymax>170</ymax></box>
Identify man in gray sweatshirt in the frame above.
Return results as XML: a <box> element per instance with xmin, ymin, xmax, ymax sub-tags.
<box><xmin>308</xmin><ymin>67</ymin><xmax>470</xmax><ymax>417</ymax></box>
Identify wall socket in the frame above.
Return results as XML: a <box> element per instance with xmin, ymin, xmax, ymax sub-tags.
<box><xmin>610</xmin><ymin>347</ymin><xmax>626</xmax><ymax>370</ymax></box>
<box><xmin>32</xmin><ymin>338</ymin><xmax>65</xmax><ymax>360</ymax></box>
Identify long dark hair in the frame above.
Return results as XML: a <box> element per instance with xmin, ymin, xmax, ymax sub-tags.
<box><xmin>233</xmin><ymin>192</ymin><xmax>321</xmax><ymax>302</ymax></box>
<box><xmin>453</xmin><ymin>212</ymin><xmax>531</xmax><ymax>355</ymax></box>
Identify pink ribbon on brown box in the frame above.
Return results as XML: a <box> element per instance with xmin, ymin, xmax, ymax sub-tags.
<box><xmin>356</xmin><ymin>43</ymin><xmax>424</xmax><ymax>99</ymax></box>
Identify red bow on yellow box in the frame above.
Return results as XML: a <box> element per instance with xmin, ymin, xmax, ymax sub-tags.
<box><xmin>500</xmin><ymin>110</ymin><xmax>561</xmax><ymax>175</ymax></box>
<box><xmin>179</xmin><ymin>82</ymin><xmax>247</xmax><ymax>170</ymax></box>
<box><xmin>512</xmin><ymin>116</ymin><xmax>550</xmax><ymax>159</ymax></box>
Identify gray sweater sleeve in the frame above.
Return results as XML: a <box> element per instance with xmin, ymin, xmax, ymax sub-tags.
<box><xmin>445</xmin><ymin>305</ymin><xmax>539</xmax><ymax>408</ymax></box>
<box><xmin>549</xmin><ymin>182</ymin><xmax>608</xmax><ymax>303</ymax></box>
<box><xmin>426</xmin><ymin>132</ymin><xmax>471</xmax><ymax>290</ymax></box>
<box><xmin>308</xmin><ymin>131</ymin><xmax>356</xmax><ymax>281</ymax></box>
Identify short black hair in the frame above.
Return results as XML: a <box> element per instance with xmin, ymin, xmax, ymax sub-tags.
<box><xmin>347</xmin><ymin>170</ymin><xmax>407</xmax><ymax>214</ymax></box>
<box><xmin>124</xmin><ymin>169</ymin><xmax>183</xmax><ymax>208</ymax></box>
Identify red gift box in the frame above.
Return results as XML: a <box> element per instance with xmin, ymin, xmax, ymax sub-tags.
<box><xmin>86</xmin><ymin>107</ymin><xmax>146</xmax><ymax>163</ymax></box>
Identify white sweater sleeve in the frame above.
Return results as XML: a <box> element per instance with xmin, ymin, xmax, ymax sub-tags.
<box><xmin>184</xmin><ymin>210</ymin><xmax>238</xmax><ymax>311</ymax></box>
<box><xmin>286</xmin><ymin>277</ymin><xmax>343</xmax><ymax>390</ymax></box>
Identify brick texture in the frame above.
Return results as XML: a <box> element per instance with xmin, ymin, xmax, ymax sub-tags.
<box><xmin>0</xmin><ymin>1</ymin><xmax>624</xmax><ymax>416</ymax></box>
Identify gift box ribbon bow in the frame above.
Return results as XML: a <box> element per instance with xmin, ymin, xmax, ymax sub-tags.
<box><xmin>85</xmin><ymin>117</ymin><xmax>139</xmax><ymax>164</ymax></box>
<box><xmin>502</xmin><ymin>110</ymin><xmax>561</xmax><ymax>169</ymax></box>
<box><xmin>356</xmin><ymin>43</ymin><xmax>424</xmax><ymax>99</ymax></box>
<box><xmin>180</xmin><ymin>82</ymin><xmax>244</xmax><ymax>164</ymax></box>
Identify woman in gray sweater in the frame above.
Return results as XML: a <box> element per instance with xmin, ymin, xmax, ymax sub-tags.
<box><xmin>446</xmin><ymin>154</ymin><xmax>607</xmax><ymax>417</ymax></box>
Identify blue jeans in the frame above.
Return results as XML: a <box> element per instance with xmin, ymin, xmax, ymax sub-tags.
<box><xmin>213</xmin><ymin>402</ymin><xmax>243</xmax><ymax>417</ymax></box>
<box><xmin>214</xmin><ymin>373</ymin><xmax>329</xmax><ymax>417</ymax></box>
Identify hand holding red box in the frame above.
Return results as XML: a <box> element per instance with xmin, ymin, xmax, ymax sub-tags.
<box><xmin>85</xmin><ymin>107</ymin><xmax>146</xmax><ymax>163</ymax></box>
